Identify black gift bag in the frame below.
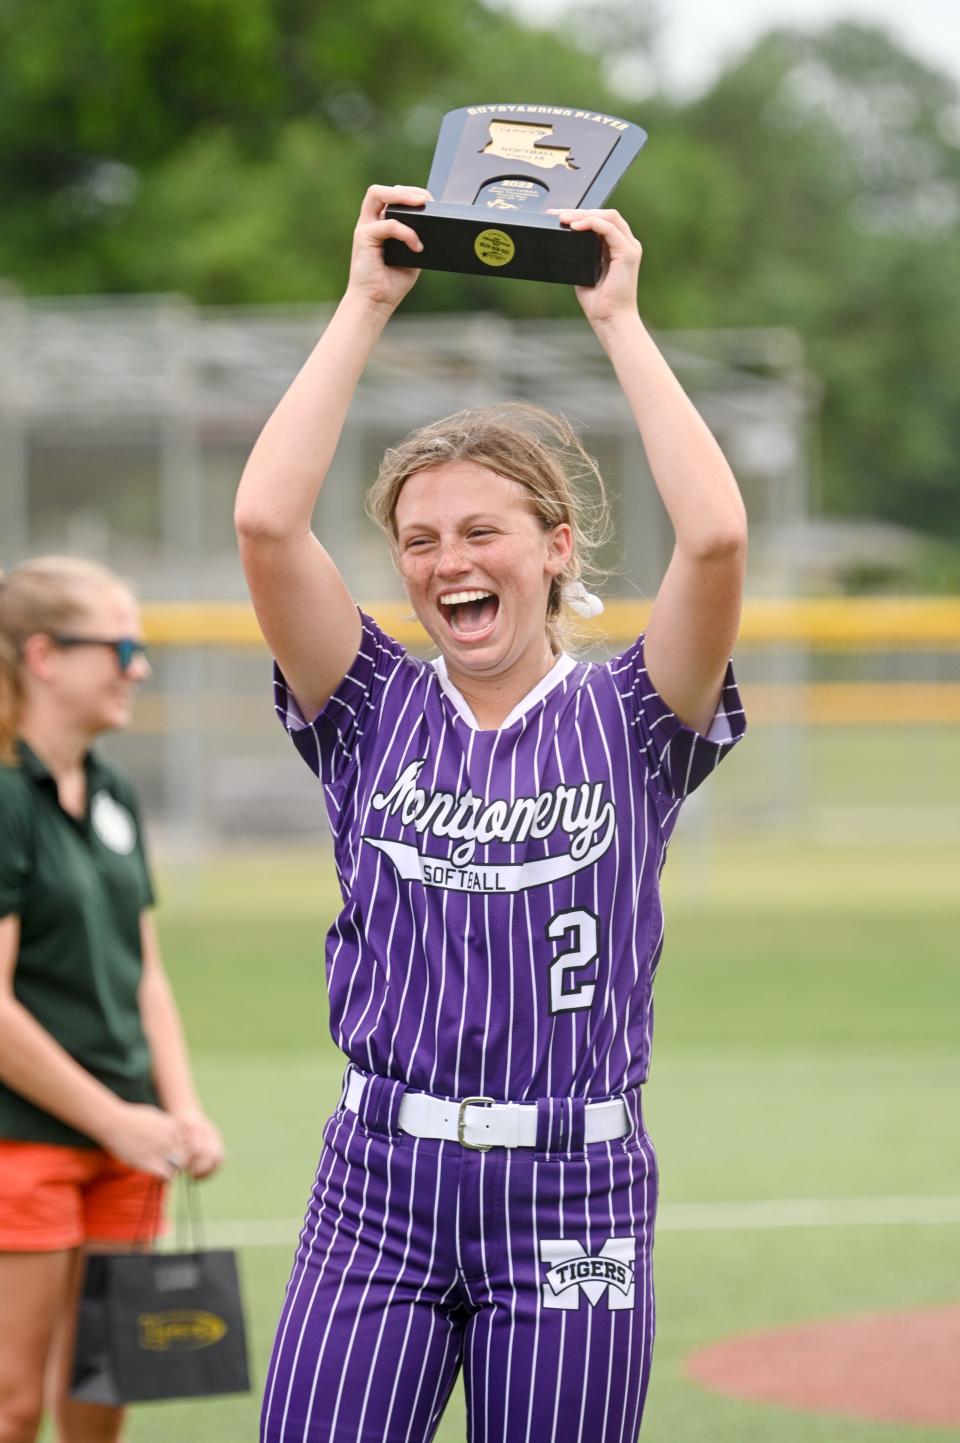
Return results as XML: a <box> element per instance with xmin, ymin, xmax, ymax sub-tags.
<box><xmin>70</xmin><ymin>1185</ymin><xmax>251</xmax><ymax>1405</ymax></box>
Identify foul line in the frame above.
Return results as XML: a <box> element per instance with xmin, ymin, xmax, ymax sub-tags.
<box><xmin>169</xmin><ymin>1196</ymin><xmax>960</xmax><ymax>1251</ymax></box>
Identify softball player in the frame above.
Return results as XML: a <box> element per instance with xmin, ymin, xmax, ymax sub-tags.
<box><xmin>237</xmin><ymin>186</ymin><xmax>747</xmax><ymax>1442</ymax></box>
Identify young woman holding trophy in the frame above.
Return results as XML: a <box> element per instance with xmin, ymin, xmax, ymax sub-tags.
<box><xmin>238</xmin><ymin>180</ymin><xmax>747</xmax><ymax>1441</ymax></box>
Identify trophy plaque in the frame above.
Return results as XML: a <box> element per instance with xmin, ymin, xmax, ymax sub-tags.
<box><xmin>383</xmin><ymin>104</ymin><xmax>647</xmax><ymax>287</ymax></box>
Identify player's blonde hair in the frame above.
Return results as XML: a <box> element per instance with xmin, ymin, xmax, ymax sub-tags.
<box><xmin>366</xmin><ymin>403</ymin><xmax>612</xmax><ymax>653</ymax></box>
<box><xmin>0</xmin><ymin>556</ymin><xmax>126</xmax><ymax>765</ymax></box>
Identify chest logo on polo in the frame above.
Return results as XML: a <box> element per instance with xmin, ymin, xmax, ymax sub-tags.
<box><xmin>539</xmin><ymin>1238</ymin><xmax>635</xmax><ymax>1310</ymax></box>
<box><xmin>91</xmin><ymin>791</ymin><xmax>136</xmax><ymax>855</ymax></box>
<box><xmin>364</xmin><ymin>758</ymin><xmax>615</xmax><ymax>894</ymax></box>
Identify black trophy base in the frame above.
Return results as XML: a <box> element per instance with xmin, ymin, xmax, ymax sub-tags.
<box><xmin>383</xmin><ymin>203</ymin><xmax>602</xmax><ymax>287</ymax></box>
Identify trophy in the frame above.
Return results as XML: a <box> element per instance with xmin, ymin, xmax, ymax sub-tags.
<box><xmin>383</xmin><ymin>104</ymin><xmax>647</xmax><ymax>287</ymax></box>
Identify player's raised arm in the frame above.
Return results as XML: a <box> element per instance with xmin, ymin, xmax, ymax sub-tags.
<box><xmin>235</xmin><ymin>185</ymin><xmax>431</xmax><ymax>719</ymax></box>
<box><xmin>553</xmin><ymin>206</ymin><xmax>748</xmax><ymax>735</ymax></box>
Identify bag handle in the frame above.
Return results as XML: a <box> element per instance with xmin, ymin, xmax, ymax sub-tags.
<box><xmin>130</xmin><ymin>1173</ymin><xmax>206</xmax><ymax>1253</ymax></box>
<box><xmin>174</xmin><ymin>1174</ymin><xmax>207</xmax><ymax>1253</ymax></box>
<box><xmin>132</xmin><ymin>1177</ymin><xmax>165</xmax><ymax>1253</ymax></box>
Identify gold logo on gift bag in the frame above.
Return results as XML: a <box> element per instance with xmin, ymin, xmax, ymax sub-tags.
<box><xmin>481</xmin><ymin>121</ymin><xmax>576</xmax><ymax>171</ymax></box>
<box><xmin>138</xmin><ymin>1310</ymin><xmax>228</xmax><ymax>1351</ymax></box>
<box><xmin>474</xmin><ymin>229</ymin><xmax>516</xmax><ymax>267</ymax></box>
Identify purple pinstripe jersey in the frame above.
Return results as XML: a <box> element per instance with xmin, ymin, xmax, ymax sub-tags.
<box><xmin>274</xmin><ymin>611</ymin><xmax>745</xmax><ymax>1103</ymax></box>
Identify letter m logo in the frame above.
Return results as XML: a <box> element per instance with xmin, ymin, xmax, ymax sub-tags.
<box><xmin>538</xmin><ymin>1238</ymin><xmax>635</xmax><ymax>1311</ymax></box>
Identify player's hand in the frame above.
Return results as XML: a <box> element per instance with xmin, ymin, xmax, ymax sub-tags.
<box><xmin>174</xmin><ymin>1108</ymin><xmax>226</xmax><ymax>1180</ymax></box>
<box><xmin>548</xmin><ymin>208</ymin><xmax>642</xmax><ymax>329</ymax></box>
<box><xmin>345</xmin><ymin>184</ymin><xmax>432</xmax><ymax>313</ymax></box>
<box><xmin>101</xmin><ymin>1102</ymin><xmax>189</xmax><ymax>1181</ymax></box>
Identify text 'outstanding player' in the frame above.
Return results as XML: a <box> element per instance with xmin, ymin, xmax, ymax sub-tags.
<box><xmin>236</xmin><ymin>186</ymin><xmax>747</xmax><ymax>1442</ymax></box>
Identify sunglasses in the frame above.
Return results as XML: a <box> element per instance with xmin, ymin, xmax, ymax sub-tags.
<box><xmin>52</xmin><ymin>635</ymin><xmax>149</xmax><ymax>672</ymax></box>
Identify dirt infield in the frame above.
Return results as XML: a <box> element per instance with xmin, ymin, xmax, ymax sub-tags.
<box><xmin>684</xmin><ymin>1304</ymin><xmax>960</xmax><ymax>1428</ymax></box>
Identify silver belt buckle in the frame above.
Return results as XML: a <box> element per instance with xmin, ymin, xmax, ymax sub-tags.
<box><xmin>458</xmin><ymin>1095</ymin><xmax>495</xmax><ymax>1151</ymax></box>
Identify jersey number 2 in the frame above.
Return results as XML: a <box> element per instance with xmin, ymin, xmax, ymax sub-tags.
<box><xmin>546</xmin><ymin>909</ymin><xmax>599</xmax><ymax>1014</ymax></box>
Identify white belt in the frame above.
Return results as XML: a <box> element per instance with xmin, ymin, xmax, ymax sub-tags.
<box><xmin>343</xmin><ymin>1070</ymin><xmax>631</xmax><ymax>1151</ymax></box>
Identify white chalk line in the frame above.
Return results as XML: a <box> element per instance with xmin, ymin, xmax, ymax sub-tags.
<box><xmin>167</xmin><ymin>1196</ymin><xmax>960</xmax><ymax>1250</ymax></box>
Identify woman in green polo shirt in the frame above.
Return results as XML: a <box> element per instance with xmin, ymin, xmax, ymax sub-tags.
<box><xmin>0</xmin><ymin>556</ymin><xmax>223</xmax><ymax>1443</ymax></box>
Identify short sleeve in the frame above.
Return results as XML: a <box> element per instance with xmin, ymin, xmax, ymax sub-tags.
<box><xmin>608</xmin><ymin>633</ymin><xmax>746</xmax><ymax>799</ymax></box>
<box><xmin>273</xmin><ymin>609</ymin><xmax>410</xmax><ymax>789</ymax></box>
<box><xmin>0</xmin><ymin>772</ymin><xmax>33</xmax><ymax>918</ymax></box>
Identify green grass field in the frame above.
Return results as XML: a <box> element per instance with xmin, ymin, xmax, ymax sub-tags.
<box><xmin>107</xmin><ymin>833</ymin><xmax>959</xmax><ymax>1442</ymax></box>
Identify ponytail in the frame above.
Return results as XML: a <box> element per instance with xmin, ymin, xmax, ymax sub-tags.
<box><xmin>0</xmin><ymin>573</ymin><xmax>19</xmax><ymax>765</ymax></box>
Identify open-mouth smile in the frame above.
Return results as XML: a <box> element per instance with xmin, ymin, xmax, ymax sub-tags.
<box><xmin>437</xmin><ymin>588</ymin><xmax>501</xmax><ymax>642</ymax></box>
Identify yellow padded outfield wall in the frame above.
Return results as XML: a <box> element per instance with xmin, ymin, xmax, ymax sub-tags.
<box><xmin>139</xmin><ymin>597</ymin><xmax>960</xmax><ymax>649</ymax></box>
<box><xmin>136</xmin><ymin>597</ymin><xmax>960</xmax><ymax>728</ymax></box>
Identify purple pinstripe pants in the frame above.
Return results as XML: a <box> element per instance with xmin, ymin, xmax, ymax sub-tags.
<box><xmin>261</xmin><ymin>1069</ymin><xmax>658</xmax><ymax>1443</ymax></box>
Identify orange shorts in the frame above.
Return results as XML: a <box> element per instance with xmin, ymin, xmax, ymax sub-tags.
<box><xmin>0</xmin><ymin>1140</ymin><xmax>167</xmax><ymax>1252</ymax></box>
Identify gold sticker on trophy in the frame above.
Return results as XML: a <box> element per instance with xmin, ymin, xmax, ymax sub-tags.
<box><xmin>474</xmin><ymin>229</ymin><xmax>516</xmax><ymax>267</ymax></box>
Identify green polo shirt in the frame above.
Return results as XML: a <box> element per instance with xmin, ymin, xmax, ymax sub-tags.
<box><xmin>0</xmin><ymin>740</ymin><xmax>158</xmax><ymax>1147</ymax></box>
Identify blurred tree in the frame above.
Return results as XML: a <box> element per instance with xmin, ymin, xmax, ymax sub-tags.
<box><xmin>1</xmin><ymin>4</ymin><xmax>958</xmax><ymax>534</ymax></box>
<box><xmin>0</xmin><ymin>0</ymin><xmax>622</xmax><ymax>308</ymax></box>
<box><xmin>671</xmin><ymin>22</ymin><xmax>960</xmax><ymax>531</ymax></box>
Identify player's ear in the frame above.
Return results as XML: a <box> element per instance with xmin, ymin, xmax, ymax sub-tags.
<box><xmin>545</xmin><ymin>522</ymin><xmax>574</xmax><ymax>576</ymax></box>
